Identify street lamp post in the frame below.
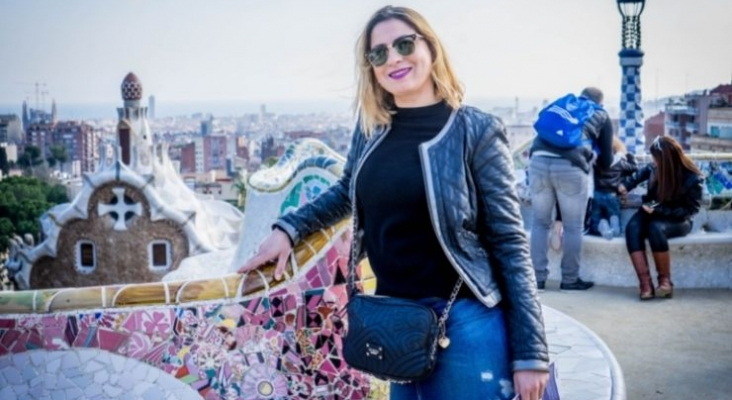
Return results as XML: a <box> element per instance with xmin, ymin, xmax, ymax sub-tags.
<box><xmin>617</xmin><ymin>0</ymin><xmax>646</xmax><ymax>154</ymax></box>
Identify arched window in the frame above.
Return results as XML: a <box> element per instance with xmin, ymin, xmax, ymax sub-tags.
<box><xmin>75</xmin><ymin>241</ymin><xmax>97</xmax><ymax>274</ymax></box>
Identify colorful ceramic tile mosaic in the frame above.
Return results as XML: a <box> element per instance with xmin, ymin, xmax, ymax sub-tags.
<box><xmin>0</xmin><ymin>249</ymin><xmax>379</xmax><ymax>399</ymax></box>
<box><xmin>0</xmin><ymin>137</ymin><xmax>384</xmax><ymax>399</ymax></box>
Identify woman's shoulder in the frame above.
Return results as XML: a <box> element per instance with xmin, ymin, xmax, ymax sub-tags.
<box><xmin>682</xmin><ymin>169</ymin><xmax>705</xmax><ymax>185</ymax></box>
<box><xmin>457</xmin><ymin>105</ymin><xmax>505</xmax><ymax>136</ymax></box>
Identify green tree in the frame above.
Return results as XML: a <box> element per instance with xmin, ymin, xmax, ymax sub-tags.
<box><xmin>263</xmin><ymin>156</ymin><xmax>279</xmax><ymax>168</ymax></box>
<box><xmin>0</xmin><ymin>176</ymin><xmax>68</xmax><ymax>252</ymax></box>
<box><xmin>17</xmin><ymin>145</ymin><xmax>44</xmax><ymax>175</ymax></box>
<box><xmin>49</xmin><ymin>144</ymin><xmax>68</xmax><ymax>171</ymax></box>
<box><xmin>0</xmin><ymin>218</ymin><xmax>14</xmax><ymax>253</ymax></box>
<box><xmin>0</xmin><ymin>147</ymin><xmax>8</xmax><ymax>176</ymax></box>
<box><xmin>46</xmin><ymin>184</ymin><xmax>69</xmax><ymax>204</ymax></box>
<box><xmin>233</xmin><ymin>181</ymin><xmax>247</xmax><ymax>211</ymax></box>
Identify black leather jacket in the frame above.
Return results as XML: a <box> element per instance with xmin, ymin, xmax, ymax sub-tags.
<box><xmin>275</xmin><ymin>105</ymin><xmax>548</xmax><ymax>372</ymax></box>
<box><xmin>595</xmin><ymin>153</ymin><xmax>638</xmax><ymax>193</ymax></box>
<box><xmin>622</xmin><ymin>164</ymin><xmax>704</xmax><ymax>221</ymax></box>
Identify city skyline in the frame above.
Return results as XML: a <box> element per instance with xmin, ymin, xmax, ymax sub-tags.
<box><xmin>2</xmin><ymin>0</ymin><xmax>732</xmax><ymax>117</ymax></box>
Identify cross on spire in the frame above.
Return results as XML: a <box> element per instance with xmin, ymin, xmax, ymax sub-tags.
<box><xmin>97</xmin><ymin>187</ymin><xmax>142</xmax><ymax>231</ymax></box>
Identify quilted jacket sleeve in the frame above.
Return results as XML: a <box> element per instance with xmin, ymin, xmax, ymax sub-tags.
<box><xmin>274</xmin><ymin>126</ymin><xmax>364</xmax><ymax>244</ymax></box>
<box><xmin>622</xmin><ymin>163</ymin><xmax>653</xmax><ymax>193</ymax></box>
<box><xmin>471</xmin><ymin>116</ymin><xmax>549</xmax><ymax>372</ymax></box>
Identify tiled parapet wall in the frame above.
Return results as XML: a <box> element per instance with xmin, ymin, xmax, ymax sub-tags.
<box><xmin>0</xmin><ymin>220</ymin><xmax>386</xmax><ymax>399</ymax></box>
<box><xmin>0</xmin><ymin>285</ymin><xmax>369</xmax><ymax>399</ymax></box>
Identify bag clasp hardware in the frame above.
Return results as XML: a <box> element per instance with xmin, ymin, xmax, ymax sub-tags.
<box><xmin>365</xmin><ymin>342</ymin><xmax>384</xmax><ymax>360</ymax></box>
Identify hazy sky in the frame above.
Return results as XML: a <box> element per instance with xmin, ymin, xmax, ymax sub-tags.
<box><xmin>2</xmin><ymin>0</ymin><xmax>731</xmax><ymax>112</ymax></box>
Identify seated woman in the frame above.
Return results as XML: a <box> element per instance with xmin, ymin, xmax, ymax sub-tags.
<box><xmin>618</xmin><ymin>136</ymin><xmax>704</xmax><ymax>300</ymax></box>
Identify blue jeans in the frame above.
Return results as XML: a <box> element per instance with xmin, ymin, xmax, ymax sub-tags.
<box><xmin>529</xmin><ymin>156</ymin><xmax>589</xmax><ymax>284</ymax></box>
<box><xmin>589</xmin><ymin>191</ymin><xmax>621</xmax><ymax>235</ymax></box>
<box><xmin>389</xmin><ymin>299</ymin><xmax>514</xmax><ymax>400</ymax></box>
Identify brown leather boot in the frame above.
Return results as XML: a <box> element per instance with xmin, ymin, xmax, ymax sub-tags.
<box><xmin>653</xmin><ymin>251</ymin><xmax>673</xmax><ymax>298</ymax></box>
<box><xmin>630</xmin><ymin>251</ymin><xmax>654</xmax><ymax>300</ymax></box>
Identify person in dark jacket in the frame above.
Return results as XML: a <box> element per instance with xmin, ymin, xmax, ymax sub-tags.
<box><xmin>239</xmin><ymin>6</ymin><xmax>548</xmax><ymax>400</ymax></box>
<box><xmin>590</xmin><ymin>136</ymin><xmax>638</xmax><ymax>239</ymax></box>
<box><xmin>529</xmin><ymin>87</ymin><xmax>614</xmax><ymax>291</ymax></box>
<box><xmin>618</xmin><ymin>136</ymin><xmax>704</xmax><ymax>300</ymax></box>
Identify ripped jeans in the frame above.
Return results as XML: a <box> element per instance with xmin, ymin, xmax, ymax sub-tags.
<box><xmin>389</xmin><ymin>298</ymin><xmax>514</xmax><ymax>400</ymax></box>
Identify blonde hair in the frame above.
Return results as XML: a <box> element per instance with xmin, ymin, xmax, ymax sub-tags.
<box><xmin>612</xmin><ymin>135</ymin><xmax>627</xmax><ymax>154</ymax></box>
<box><xmin>354</xmin><ymin>6</ymin><xmax>464</xmax><ymax>137</ymax></box>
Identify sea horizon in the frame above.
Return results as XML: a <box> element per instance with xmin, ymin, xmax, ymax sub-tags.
<box><xmin>0</xmin><ymin>95</ymin><xmax>648</xmax><ymax>121</ymax></box>
<box><xmin>0</xmin><ymin>96</ymin><xmax>562</xmax><ymax>121</ymax></box>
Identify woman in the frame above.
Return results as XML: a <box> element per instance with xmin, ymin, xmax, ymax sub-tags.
<box><xmin>239</xmin><ymin>6</ymin><xmax>548</xmax><ymax>399</ymax></box>
<box><xmin>619</xmin><ymin>136</ymin><xmax>704</xmax><ymax>300</ymax></box>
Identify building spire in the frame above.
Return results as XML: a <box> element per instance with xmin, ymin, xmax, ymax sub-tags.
<box><xmin>51</xmin><ymin>99</ymin><xmax>57</xmax><ymax>124</ymax></box>
<box><xmin>116</xmin><ymin>72</ymin><xmax>152</xmax><ymax>167</ymax></box>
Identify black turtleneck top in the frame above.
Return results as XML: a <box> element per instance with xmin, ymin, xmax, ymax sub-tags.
<box><xmin>355</xmin><ymin>101</ymin><xmax>473</xmax><ymax>300</ymax></box>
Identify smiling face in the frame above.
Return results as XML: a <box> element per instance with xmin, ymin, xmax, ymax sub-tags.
<box><xmin>369</xmin><ymin>19</ymin><xmax>437</xmax><ymax>108</ymax></box>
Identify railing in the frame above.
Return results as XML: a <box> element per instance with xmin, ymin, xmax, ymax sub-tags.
<box><xmin>665</xmin><ymin>105</ymin><xmax>698</xmax><ymax>116</ymax></box>
<box><xmin>0</xmin><ymin>219</ymin><xmax>351</xmax><ymax>314</ymax></box>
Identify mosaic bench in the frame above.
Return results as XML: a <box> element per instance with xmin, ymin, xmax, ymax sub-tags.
<box><xmin>515</xmin><ymin>147</ymin><xmax>732</xmax><ymax>290</ymax></box>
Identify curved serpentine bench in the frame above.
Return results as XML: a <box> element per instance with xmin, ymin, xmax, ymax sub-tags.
<box><xmin>527</xmin><ymin>207</ymin><xmax>732</xmax><ymax>289</ymax></box>
<box><xmin>543</xmin><ymin>306</ymin><xmax>626</xmax><ymax>400</ymax></box>
<box><xmin>514</xmin><ymin>143</ymin><xmax>732</xmax><ymax>290</ymax></box>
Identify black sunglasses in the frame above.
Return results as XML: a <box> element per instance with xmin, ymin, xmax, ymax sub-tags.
<box><xmin>366</xmin><ymin>34</ymin><xmax>423</xmax><ymax>67</ymax></box>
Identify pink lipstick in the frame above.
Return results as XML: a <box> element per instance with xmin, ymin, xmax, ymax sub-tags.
<box><xmin>389</xmin><ymin>68</ymin><xmax>411</xmax><ymax>79</ymax></box>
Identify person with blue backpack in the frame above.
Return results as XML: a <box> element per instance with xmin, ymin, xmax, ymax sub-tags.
<box><xmin>529</xmin><ymin>87</ymin><xmax>614</xmax><ymax>291</ymax></box>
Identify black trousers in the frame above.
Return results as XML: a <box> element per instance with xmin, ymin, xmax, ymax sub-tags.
<box><xmin>625</xmin><ymin>210</ymin><xmax>692</xmax><ymax>253</ymax></box>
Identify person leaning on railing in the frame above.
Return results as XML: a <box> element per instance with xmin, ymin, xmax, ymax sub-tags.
<box><xmin>239</xmin><ymin>5</ymin><xmax>548</xmax><ymax>400</ymax></box>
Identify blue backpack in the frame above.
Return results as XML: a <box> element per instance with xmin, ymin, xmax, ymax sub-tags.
<box><xmin>534</xmin><ymin>94</ymin><xmax>602</xmax><ymax>149</ymax></box>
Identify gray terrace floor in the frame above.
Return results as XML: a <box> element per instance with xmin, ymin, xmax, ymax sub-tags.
<box><xmin>540</xmin><ymin>283</ymin><xmax>732</xmax><ymax>400</ymax></box>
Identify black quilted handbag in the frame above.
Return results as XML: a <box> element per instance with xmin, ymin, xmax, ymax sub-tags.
<box><xmin>341</xmin><ymin>230</ymin><xmax>462</xmax><ymax>382</ymax></box>
<box><xmin>342</xmin><ymin>294</ymin><xmax>441</xmax><ymax>382</ymax></box>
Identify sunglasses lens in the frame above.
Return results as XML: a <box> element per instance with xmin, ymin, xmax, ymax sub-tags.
<box><xmin>367</xmin><ymin>35</ymin><xmax>420</xmax><ymax>67</ymax></box>
<box><xmin>367</xmin><ymin>45</ymin><xmax>388</xmax><ymax>67</ymax></box>
<box><xmin>394</xmin><ymin>36</ymin><xmax>416</xmax><ymax>57</ymax></box>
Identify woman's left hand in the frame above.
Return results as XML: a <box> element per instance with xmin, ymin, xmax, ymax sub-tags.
<box><xmin>642</xmin><ymin>205</ymin><xmax>654</xmax><ymax>214</ymax></box>
<box><xmin>513</xmin><ymin>370</ymin><xmax>548</xmax><ymax>400</ymax></box>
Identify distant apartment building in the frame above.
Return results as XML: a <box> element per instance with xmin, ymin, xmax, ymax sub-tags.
<box><xmin>53</xmin><ymin>121</ymin><xmax>100</xmax><ymax>174</ymax></box>
<box><xmin>179</xmin><ymin>142</ymin><xmax>196</xmax><ymax>174</ymax></box>
<box><xmin>1</xmin><ymin>143</ymin><xmax>18</xmax><ymax>163</ymax></box>
<box><xmin>665</xmin><ymin>84</ymin><xmax>732</xmax><ymax>152</ymax></box>
<box><xmin>200</xmin><ymin>115</ymin><xmax>214</xmax><ymax>136</ymax></box>
<box><xmin>693</xmin><ymin>85</ymin><xmax>732</xmax><ymax>152</ymax></box>
<box><xmin>25</xmin><ymin>121</ymin><xmax>56</xmax><ymax>156</ymax></box>
<box><xmin>178</xmin><ymin>135</ymin><xmax>229</xmax><ymax>174</ymax></box>
<box><xmin>643</xmin><ymin>112</ymin><xmax>665</xmax><ymax>148</ymax></box>
<box><xmin>0</xmin><ymin>114</ymin><xmax>23</xmax><ymax>144</ymax></box>
<box><xmin>202</xmin><ymin>135</ymin><xmax>228</xmax><ymax>172</ymax></box>
<box><xmin>260</xmin><ymin>135</ymin><xmax>277</xmax><ymax>162</ymax></box>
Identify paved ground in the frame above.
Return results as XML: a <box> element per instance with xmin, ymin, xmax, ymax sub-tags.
<box><xmin>539</xmin><ymin>282</ymin><xmax>732</xmax><ymax>399</ymax></box>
